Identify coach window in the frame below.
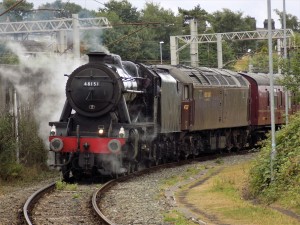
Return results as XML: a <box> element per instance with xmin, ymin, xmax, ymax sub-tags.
<box><xmin>184</xmin><ymin>85</ymin><xmax>189</xmax><ymax>99</ymax></box>
<box><xmin>288</xmin><ymin>91</ymin><xmax>292</xmax><ymax>109</ymax></box>
<box><xmin>279</xmin><ymin>90</ymin><xmax>283</xmax><ymax>107</ymax></box>
<box><xmin>274</xmin><ymin>88</ymin><xmax>278</xmax><ymax>109</ymax></box>
<box><xmin>266</xmin><ymin>90</ymin><xmax>270</xmax><ymax>107</ymax></box>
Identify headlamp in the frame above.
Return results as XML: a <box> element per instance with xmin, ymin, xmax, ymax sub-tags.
<box><xmin>98</xmin><ymin>125</ymin><xmax>104</xmax><ymax>136</ymax></box>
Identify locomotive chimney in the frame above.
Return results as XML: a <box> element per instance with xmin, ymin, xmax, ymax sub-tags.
<box><xmin>87</xmin><ymin>52</ymin><xmax>120</xmax><ymax>65</ymax></box>
<box><xmin>87</xmin><ymin>52</ymin><xmax>108</xmax><ymax>63</ymax></box>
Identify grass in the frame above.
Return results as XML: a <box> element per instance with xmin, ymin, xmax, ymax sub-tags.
<box><xmin>55</xmin><ymin>181</ymin><xmax>78</xmax><ymax>191</ymax></box>
<box><xmin>161</xmin><ymin>165</ymin><xmax>207</xmax><ymax>188</ymax></box>
<box><xmin>276</xmin><ymin>192</ymin><xmax>300</xmax><ymax>215</ymax></box>
<box><xmin>0</xmin><ymin>166</ymin><xmax>59</xmax><ymax>195</ymax></box>
<box><xmin>164</xmin><ymin>210</ymin><xmax>195</xmax><ymax>225</ymax></box>
<box><xmin>161</xmin><ymin>164</ymin><xmax>216</xmax><ymax>224</ymax></box>
<box><xmin>72</xmin><ymin>193</ymin><xmax>80</xmax><ymax>199</ymax></box>
<box><xmin>180</xmin><ymin>161</ymin><xmax>300</xmax><ymax>225</ymax></box>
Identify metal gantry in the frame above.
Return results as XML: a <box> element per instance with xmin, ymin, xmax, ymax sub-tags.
<box><xmin>0</xmin><ymin>17</ymin><xmax>111</xmax><ymax>34</ymax></box>
<box><xmin>170</xmin><ymin>29</ymin><xmax>294</xmax><ymax>67</ymax></box>
<box><xmin>0</xmin><ymin>15</ymin><xmax>112</xmax><ymax>56</ymax></box>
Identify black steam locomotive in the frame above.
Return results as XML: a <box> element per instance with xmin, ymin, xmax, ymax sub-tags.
<box><xmin>49</xmin><ymin>52</ymin><xmax>291</xmax><ymax>179</ymax></box>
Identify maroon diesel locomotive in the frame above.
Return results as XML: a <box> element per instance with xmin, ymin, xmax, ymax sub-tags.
<box><xmin>49</xmin><ymin>52</ymin><xmax>295</xmax><ymax>179</ymax></box>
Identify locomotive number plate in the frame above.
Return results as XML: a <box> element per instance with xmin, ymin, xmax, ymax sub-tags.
<box><xmin>83</xmin><ymin>82</ymin><xmax>100</xmax><ymax>87</ymax></box>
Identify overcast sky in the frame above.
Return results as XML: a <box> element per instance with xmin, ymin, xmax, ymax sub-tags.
<box><xmin>28</xmin><ymin>0</ymin><xmax>300</xmax><ymax>29</ymax></box>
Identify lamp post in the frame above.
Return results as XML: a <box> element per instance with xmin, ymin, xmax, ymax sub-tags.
<box><xmin>160</xmin><ymin>41</ymin><xmax>164</xmax><ymax>64</ymax></box>
<box><xmin>247</xmin><ymin>49</ymin><xmax>253</xmax><ymax>72</ymax></box>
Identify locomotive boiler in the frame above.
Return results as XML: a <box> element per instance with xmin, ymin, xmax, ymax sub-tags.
<box><xmin>49</xmin><ymin>52</ymin><xmax>291</xmax><ymax>179</ymax></box>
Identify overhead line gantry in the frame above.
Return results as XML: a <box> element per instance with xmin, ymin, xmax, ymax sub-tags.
<box><xmin>0</xmin><ymin>15</ymin><xmax>112</xmax><ymax>57</ymax></box>
<box><xmin>170</xmin><ymin>19</ymin><xmax>294</xmax><ymax>67</ymax></box>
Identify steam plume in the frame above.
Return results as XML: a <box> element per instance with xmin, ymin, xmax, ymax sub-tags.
<box><xmin>0</xmin><ymin>41</ymin><xmax>85</xmax><ymax>142</ymax></box>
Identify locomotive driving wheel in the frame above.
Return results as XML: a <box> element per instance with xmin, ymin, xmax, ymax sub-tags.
<box><xmin>61</xmin><ymin>164</ymin><xmax>71</xmax><ymax>181</ymax></box>
<box><xmin>61</xmin><ymin>154</ymin><xmax>72</xmax><ymax>181</ymax></box>
<box><xmin>152</xmin><ymin>142</ymin><xmax>161</xmax><ymax>165</ymax></box>
<box><xmin>125</xmin><ymin>161</ymin><xmax>133</xmax><ymax>175</ymax></box>
<box><xmin>172</xmin><ymin>140</ymin><xmax>180</xmax><ymax>162</ymax></box>
<box><xmin>121</xmin><ymin>156</ymin><xmax>133</xmax><ymax>175</ymax></box>
<box><xmin>123</xmin><ymin>141</ymin><xmax>137</xmax><ymax>174</ymax></box>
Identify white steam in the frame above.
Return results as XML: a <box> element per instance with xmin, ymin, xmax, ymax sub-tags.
<box><xmin>0</xmin><ymin>42</ymin><xmax>86</xmax><ymax>143</ymax></box>
<box><xmin>81</xmin><ymin>30</ymin><xmax>110</xmax><ymax>53</ymax></box>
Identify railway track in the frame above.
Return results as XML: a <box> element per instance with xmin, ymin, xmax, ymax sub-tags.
<box><xmin>22</xmin><ymin>151</ymin><xmax>253</xmax><ymax>225</ymax></box>
<box><xmin>92</xmin><ymin>180</ymin><xmax>116</xmax><ymax>225</ymax></box>
<box><xmin>23</xmin><ymin>182</ymin><xmax>56</xmax><ymax>225</ymax></box>
<box><xmin>22</xmin><ymin>180</ymin><xmax>107</xmax><ymax>225</ymax></box>
<box><xmin>92</xmin><ymin>152</ymin><xmax>251</xmax><ymax>224</ymax></box>
<box><xmin>92</xmin><ymin>162</ymin><xmax>180</xmax><ymax>224</ymax></box>
<box><xmin>22</xmin><ymin>162</ymin><xmax>194</xmax><ymax>224</ymax></box>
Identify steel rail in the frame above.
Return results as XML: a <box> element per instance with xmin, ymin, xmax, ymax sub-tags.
<box><xmin>23</xmin><ymin>182</ymin><xmax>56</xmax><ymax>225</ymax></box>
<box><xmin>92</xmin><ymin>180</ymin><xmax>117</xmax><ymax>225</ymax></box>
<box><xmin>91</xmin><ymin>150</ymin><xmax>252</xmax><ymax>224</ymax></box>
<box><xmin>91</xmin><ymin>159</ymin><xmax>205</xmax><ymax>224</ymax></box>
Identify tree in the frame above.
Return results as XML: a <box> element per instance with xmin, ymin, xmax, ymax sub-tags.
<box><xmin>280</xmin><ymin>33</ymin><xmax>300</xmax><ymax>92</ymax></box>
<box><xmin>233</xmin><ymin>41</ymin><xmax>283</xmax><ymax>73</ymax></box>
<box><xmin>0</xmin><ymin>0</ymin><xmax>34</xmax><ymax>22</ymax></box>
<box><xmin>96</xmin><ymin>0</ymin><xmax>167</xmax><ymax>61</ymax></box>
<box><xmin>198</xmin><ymin>41</ymin><xmax>235</xmax><ymax>68</ymax></box>
<box><xmin>0</xmin><ymin>112</ymin><xmax>18</xmax><ymax>180</ymax></box>
<box><xmin>274</xmin><ymin>9</ymin><xmax>299</xmax><ymax>31</ymax></box>
<box><xmin>207</xmin><ymin>9</ymin><xmax>258</xmax><ymax>64</ymax></box>
<box><xmin>18</xmin><ymin>107</ymin><xmax>47</xmax><ymax>167</ymax></box>
<box><xmin>35</xmin><ymin>0</ymin><xmax>96</xmax><ymax>20</ymax></box>
<box><xmin>208</xmin><ymin>9</ymin><xmax>256</xmax><ymax>33</ymax></box>
<box><xmin>0</xmin><ymin>41</ymin><xmax>19</xmax><ymax>64</ymax></box>
<box><xmin>96</xmin><ymin>1</ymin><xmax>142</xmax><ymax>60</ymax></box>
<box><xmin>178</xmin><ymin>4</ymin><xmax>208</xmax><ymax>34</ymax></box>
<box><xmin>139</xmin><ymin>2</ymin><xmax>182</xmax><ymax>62</ymax></box>
<box><xmin>99</xmin><ymin>0</ymin><xmax>140</xmax><ymax>23</ymax></box>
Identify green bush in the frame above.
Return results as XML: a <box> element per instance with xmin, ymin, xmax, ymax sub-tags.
<box><xmin>56</xmin><ymin>181</ymin><xmax>78</xmax><ymax>191</ymax></box>
<box><xmin>0</xmin><ymin>112</ymin><xmax>48</xmax><ymax>181</ymax></box>
<box><xmin>0</xmin><ymin>163</ymin><xmax>23</xmax><ymax>180</ymax></box>
<box><xmin>18</xmin><ymin>113</ymin><xmax>48</xmax><ymax>167</ymax></box>
<box><xmin>0</xmin><ymin>113</ymin><xmax>18</xmax><ymax>180</ymax></box>
<box><xmin>249</xmin><ymin>112</ymin><xmax>300</xmax><ymax>209</ymax></box>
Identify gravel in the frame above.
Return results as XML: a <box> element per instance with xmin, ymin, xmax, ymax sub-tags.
<box><xmin>0</xmin><ymin>178</ymin><xmax>58</xmax><ymax>225</ymax></box>
<box><xmin>99</xmin><ymin>153</ymin><xmax>257</xmax><ymax>225</ymax></box>
<box><xmin>0</xmin><ymin>153</ymin><xmax>256</xmax><ymax>225</ymax></box>
<box><xmin>32</xmin><ymin>184</ymin><xmax>102</xmax><ymax>225</ymax></box>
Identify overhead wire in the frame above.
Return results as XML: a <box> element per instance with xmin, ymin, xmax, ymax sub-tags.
<box><xmin>106</xmin><ymin>25</ymin><xmax>150</xmax><ymax>47</ymax></box>
<box><xmin>0</xmin><ymin>0</ymin><xmax>178</xmax><ymax>47</ymax></box>
<box><xmin>104</xmin><ymin>21</ymin><xmax>166</xmax><ymax>47</ymax></box>
<box><xmin>0</xmin><ymin>0</ymin><xmax>24</xmax><ymax>17</ymax></box>
<box><xmin>92</xmin><ymin>0</ymin><xmax>106</xmax><ymax>7</ymax></box>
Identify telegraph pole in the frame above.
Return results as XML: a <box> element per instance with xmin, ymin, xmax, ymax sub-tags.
<box><xmin>72</xmin><ymin>14</ymin><xmax>80</xmax><ymax>59</ymax></box>
<box><xmin>267</xmin><ymin>0</ymin><xmax>276</xmax><ymax>181</ymax></box>
<box><xmin>283</xmin><ymin>0</ymin><xmax>289</xmax><ymax>125</ymax></box>
<box><xmin>217</xmin><ymin>33</ymin><xmax>223</xmax><ymax>68</ymax></box>
<box><xmin>190</xmin><ymin>19</ymin><xmax>198</xmax><ymax>67</ymax></box>
<box><xmin>13</xmin><ymin>89</ymin><xmax>19</xmax><ymax>163</ymax></box>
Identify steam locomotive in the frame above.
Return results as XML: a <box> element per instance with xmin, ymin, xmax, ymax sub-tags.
<box><xmin>49</xmin><ymin>52</ymin><xmax>294</xmax><ymax>179</ymax></box>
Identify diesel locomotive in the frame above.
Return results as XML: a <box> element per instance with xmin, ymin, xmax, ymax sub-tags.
<box><xmin>49</xmin><ymin>52</ymin><xmax>293</xmax><ymax>179</ymax></box>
